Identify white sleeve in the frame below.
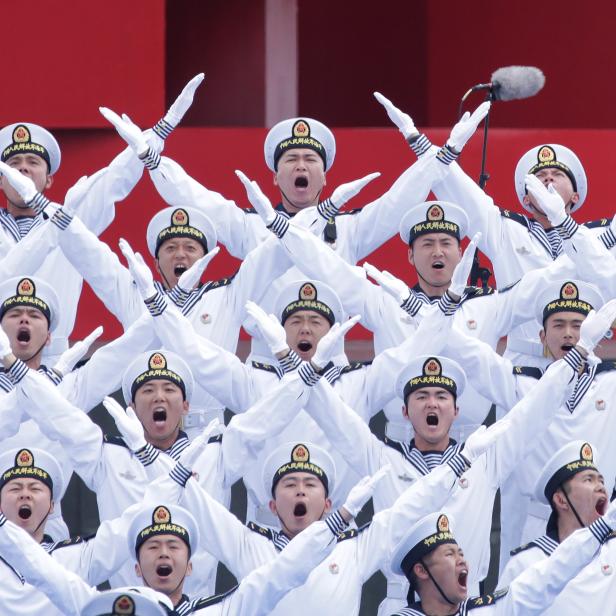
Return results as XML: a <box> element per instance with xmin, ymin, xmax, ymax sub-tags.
<box><xmin>68</xmin><ymin>146</ymin><xmax>145</xmax><ymax>236</ymax></box>
<box><xmin>0</xmin><ymin>391</ymin><xmax>21</xmax><ymax>440</ymax></box>
<box><xmin>432</xmin><ymin>160</ymin><xmax>507</xmax><ymax>260</ymax></box>
<box><xmin>488</xmin><ymin>353</ymin><xmax>579</xmax><ymax>486</ymax></box>
<box><xmin>60</xmin><ymin>313</ymin><xmax>156</xmax><ymax>412</ymax></box>
<box><xmin>50</xmin><ymin>504</ymin><xmax>139</xmax><ymax>586</ymax></box>
<box><xmin>441</xmin><ymin>326</ymin><xmax>520</xmax><ymax>410</ymax></box>
<box><xmin>497</xmin><ymin>550</ymin><xmax>538</xmax><ymax>589</ymax></box>
<box><xmin>0</xmin><ymin>220</ymin><xmax>58</xmax><ymax>279</ymax></box>
<box><xmin>229</xmin><ymin>520</ymin><xmax>338</xmax><ymax>616</ymax></box>
<box><xmin>12</xmin><ymin>361</ymin><xmax>106</xmax><ymax>491</ymax></box>
<box><xmin>502</xmin><ymin>521</ymin><xmax>610</xmax><ymax>615</ymax></box>
<box><xmin>57</xmin><ymin>214</ymin><xmax>141</xmax><ymax>327</ymax></box>
<box><xmin>148</xmin><ymin>155</ymin><xmax>267</xmax><ymax>259</ymax></box>
<box><xmin>152</xmin><ymin>298</ymin><xmax>256</xmax><ymax>412</ymax></box>
<box><xmin>344</xmin><ymin>151</ymin><xmax>445</xmax><ymax>261</ymax></box>
<box><xmin>0</xmin><ymin>514</ymin><xmax>97</xmax><ymax>615</ymax></box>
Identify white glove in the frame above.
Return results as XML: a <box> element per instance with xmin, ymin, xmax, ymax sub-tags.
<box><xmin>330</xmin><ymin>173</ymin><xmax>380</xmax><ymax>208</ymax></box>
<box><xmin>0</xmin><ymin>160</ymin><xmax>37</xmax><ymax>203</ymax></box>
<box><xmin>53</xmin><ymin>326</ymin><xmax>103</xmax><ymax>376</ymax></box>
<box><xmin>99</xmin><ymin>107</ymin><xmax>148</xmax><ymax>157</ymax></box>
<box><xmin>525</xmin><ymin>174</ymin><xmax>567</xmax><ymax>226</ymax></box>
<box><xmin>448</xmin><ymin>232</ymin><xmax>482</xmax><ymax>300</ymax></box>
<box><xmin>447</xmin><ymin>101</ymin><xmax>491</xmax><ymax>153</ymax></box>
<box><xmin>603</xmin><ymin>498</ymin><xmax>616</xmax><ymax>528</ymax></box>
<box><xmin>178</xmin><ymin>419</ymin><xmax>222</xmax><ymax>469</ymax></box>
<box><xmin>103</xmin><ymin>396</ymin><xmax>147</xmax><ymax>452</ymax></box>
<box><xmin>373</xmin><ymin>92</ymin><xmax>417</xmax><ymax>139</ymax></box>
<box><xmin>363</xmin><ymin>262</ymin><xmax>410</xmax><ymax>304</ymax></box>
<box><xmin>463</xmin><ymin>419</ymin><xmax>512</xmax><ymax>464</ymax></box>
<box><xmin>119</xmin><ymin>238</ymin><xmax>157</xmax><ymax>299</ymax></box>
<box><xmin>176</xmin><ymin>246</ymin><xmax>220</xmax><ymax>292</ymax></box>
<box><xmin>311</xmin><ymin>315</ymin><xmax>360</xmax><ymax>369</ymax></box>
<box><xmin>245</xmin><ymin>301</ymin><xmax>288</xmax><ymax>355</ymax></box>
<box><xmin>342</xmin><ymin>464</ymin><xmax>391</xmax><ymax>517</ymax></box>
<box><xmin>0</xmin><ymin>325</ymin><xmax>12</xmax><ymax>359</ymax></box>
<box><xmin>235</xmin><ymin>170</ymin><xmax>276</xmax><ymax>226</ymax></box>
<box><xmin>577</xmin><ymin>298</ymin><xmax>616</xmax><ymax>355</ymax></box>
<box><xmin>164</xmin><ymin>73</ymin><xmax>205</xmax><ymax>127</ymax></box>
<box><xmin>63</xmin><ymin>171</ymin><xmax>107</xmax><ymax>214</ymax></box>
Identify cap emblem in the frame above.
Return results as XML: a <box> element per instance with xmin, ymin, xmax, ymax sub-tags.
<box><xmin>149</xmin><ymin>353</ymin><xmax>167</xmax><ymax>370</ymax></box>
<box><xmin>17</xmin><ymin>278</ymin><xmax>34</xmax><ymax>296</ymax></box>
<box><xmin>292</xmin><ymin>444</ymin><xmax>310</xmax><ymax>463</ymax></box>
<box><xmin>427</xmin><ymin>204</ymin><xmax>445</xmax><ymax>222</ymax></box>
<box><xmin>423</xmin><ymin>358</ymin><xmax>442</xmax><ymax>377</ymax></box>
<box><xmin>171</xmin><ymin>208</ymin><xmax>188</xmax><ymax>226</ymax></box>
<box><xmin>292</xmin><ymin>120</ymin><xmax>310</xmax><ymax>138</ymax></box>
<box><xmin>561</xmin><ymin>282</ymin><xmax>578</xmax><ymax>300</ymax></box>
<box><xmin>12</xmin><ymin>125</ymin><xmax>30</xmax><ymax>144</ymax></box>
<box><xmin>112</xmin><ymin>595</ymin><xmax>135</xmax><ymax>615</ymax></box>
<box><xmin>537</xmin><ymin>145</ymin><xmax>556</xmax><ymax>163</ymax></box>
<box><xmin>299</xmin><ymin>282</ymin><xmax>317</xmax><ymax>300</ymax></box>
<box><xmin>581</xmin><ymin>442</ymin><xmax>593</xmax><ymax>462</ymax></box>
<box><xmin>16</xmin><ymin>449</ymin><xmax>34</xmax><ymax>467</ymax></box>
<box><xmin>437</xmin><ymin>514</ymin><xmax>450</xmax><ymax>533</ymax></box>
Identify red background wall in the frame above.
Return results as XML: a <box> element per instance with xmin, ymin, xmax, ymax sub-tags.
<box><xmin>1</xmin><ymin>1</ymin><xmax>615</xmax><ymax>341</ymax></box>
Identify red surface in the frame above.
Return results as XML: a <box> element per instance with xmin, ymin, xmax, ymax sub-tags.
<box><xmin>48</xmin><ymin>126</ymin><xmax>615</xmax><ymax>341</ymax></box>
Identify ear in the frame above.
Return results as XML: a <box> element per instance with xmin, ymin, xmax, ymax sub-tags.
<box><xmin>522</xmin><ymin>194</ymin><xmax>531</xmax><ymax>206</ymax></box>
<box><xmin>44</xmin><ymin>174</ymin><xmax>54</xmax><ymax>190</ymax></box>
<box><xmin>154</xmin><ymin>258</ymin><xmax>161</xmax><ymax>277</ymax></box>
<box><xmin>181</xmin><ymin>400</ymin><xmax>190</xmax><ymax>416</ymax></box>
<box><xmin>185</xmin><ymin>560</ymin><xmax>193</xmax><ymax>577</ymax></box>
<box><xmin>273</xmin><ymin>172</ymin><xmax>279</xmax><ymax>187</ymax></box>
<box><xmin>135</xmin><ymin>561</ymin><xmax>143</xmax><ymax>578</ymax></box>
<box><xmin>322</xmin><ymin>171</ymin><xmax>327</xmax><ymax>187</ymax></box>
<box><xmin>454</xmin><ymin>404</ymin><xmax>460</xmax><ymax>418</ymax></box>
<box><xmin>268</xmin><ymin>499</ymin><xmax>278</xmax><ymax>516</ymax></box>
<box><xmin>408</xmin><ymin>246</ymin><xmax>415</xmax><ymax>267</ymax></box>
<box><xmin>49</xmin><ymin>498</ymin><xmax>55</xmax><ymax>515</ymax></box>
<box><xmin>539</xmin><ymin>329</ymin><xmax>546</xmax><ymax>345</ymax></box>
<box><xmin>44</xmin><ymin>331</ymin><xmax>51</xmax><ymax>348</ymax></box>
<box><xmin>402</xmin><ymin>404</ymin><xmax>409</xmax><ymax>420</ymax></box>
<box><xmin>552</xmin><ymin>489</ymin><xmax>568</xmax><ymax>513</ymax></box>
<box><xmin>570</xmin><ymin>192</ymin><xmax>580</xmax><ymax>206</ymax></box>
<box><xmin>323</xmin><ymin>497</ymin><xmax>332</xmax><ymax>514</ymax></box>
<box><xmin>413</xmin><ymin>561</ymin><xmax>428</xmax><ymax>581</ymax></box>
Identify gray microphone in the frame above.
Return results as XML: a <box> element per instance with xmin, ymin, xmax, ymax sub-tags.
<box><xmin>462</xmin><ymin>66</ymin><xmax>545</xmax><ymax>103</ymax></box>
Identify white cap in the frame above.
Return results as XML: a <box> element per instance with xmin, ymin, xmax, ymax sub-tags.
<box><xmin>514</xmin><ymin>144</ymin><xmax>587</xmax><ymax>213</ymax></box>
<box><xmin>534</xmin><ymin>280</ymin><xmax>604</xmax><ymax>325</ymax></box>
<box><xmin>399</xmin><ymin>201</ymin><xmax>469</xmax><ymax>245</ymax></box>
<box><xmin>264</xmin><ymin>117</ymin><xmax>336</xmax><ymax>172</ymax></box>
<box><xmin>80</xmin><ymin>587</ymin><xmax>172</xmax><ymax>615</ymax></box>
<box><xmin>0</xmin><ymin>447</ymin><xmax>64</xmax><ymax>501</ymax></box>
<box><xmin>121</xmin><ymin>350</ymin><xmax>194</xmax><ymax>405</ymax></box>
<box><xmin>274</xmin><ymin>279</ymin><xmax>344</xmax><ymax>326</ymax></box>
<box><xmin>395</xmin><ymin>355</ymin><xmax>466</xmax><ymax>403</ymax></box>
<box><xmin>0</xmin><ymin>122</ymin><xmax>61</xmax><ymax>174</ymax></box>
<box><xmin>0</xmin><ymin>276</ymin><xmax>60</xmax><ymax>332</ymax></box>
<box><xmin>146</xmin><ymin>206</ymin><xmax>217</xmax><ymax>258</ymax></box>
<box><xmin>263</xmin><ymin>441</ymin><xmax>336</xmax><ymax>498</ymax></box>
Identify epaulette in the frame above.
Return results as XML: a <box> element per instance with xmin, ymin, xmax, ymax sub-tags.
<box><xmin>188</xmin><ymin>586</ymin><xmax>237</xmax><ymax>610</ymax></box>
<box><xmin>512</xmin><ymin>366</ymin><xmax>543</xmax><ymax>379</ymax></box>
<box><xmin>207</xmin><ymin>433</ymin><xmax>223</xmax><ymax>445</ymax></box>
<box><xmin>336</xmin><ymin>207</ymin><xmax>363</xmax><ymax>217</ymax></box>
<box><xmin>251</xmin><ymin>361</ymin><xmax>279</xmax><ymax>374</ymax></box>
<box><xmin>500</xmin><ymin>208</ymin><xmax>529</xmax><ymax>227</ymax></box>
<box><xmin>337</xmin><ymin>521</ymin><xmax>371</xmax><ymax>543</ymax></box>
<box><xmin>247</xmin><ymin>521</ymin><xmax>274</xmax><ymax>541</ymax></box>
<box><xmin>509</xmin><ymin>542</ymin><xmax>537</xmax><ymax>556</ymax></box>
<box><xmin>466</xmin><ymin>588</ymin><xmax>508</xmax><ymax>610</ymax></box>
<box><xmin>498</xmin><ymin>280</ymin><xmax>521</xmax><ymax>294</ymax></box>
<box><xmin>340</xmin><ymin>360</ymin><xmax>372</xmax><ymax>374</ymax></box>
<box><xmin>384</xmin><ymin>436</ymin><xmax>406</xmax><ymax>456</ymax></box>
<box><xmin>206</xmin><ymin>273</ymin><xmax>237</xmax><ymax>290</ymax></box>
<box><xmin>103</xmin><ymin>434</ymin><xmax>129</xmax><ymax>448</ymax></box>
<box><xmin>460</xmin><ymin>285</ymin><xmax>495</xmax><ymax>303</ymax></box>
<box><xmin>583</xmin><ymin>217</ymin><xmax>612</xmax><ymax>229</ymax></box>
<box><xmin>605</xmin><ymin>530</ymin><xmax>616</xmax><ymax>543</ymax></box>
<box><xmin>595</xmin><ymin>361</ymin><xmax>616</xmax><ymax>375</ymax></box>
<box><xmin>47</xmin><ymin>534</ymin><xmax>94</xmax><ymax>553</ymax></box>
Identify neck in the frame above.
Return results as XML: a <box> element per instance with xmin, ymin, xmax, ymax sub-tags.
<box><xmin>418</xmin><ymin>595</ymin><xmax>460</xmax><ymax>615</ymax></box>
<box><xmin>25</xmin><ymin>355</ymin><xmax>42</xmax><ymax>370</ymax></box>
<box><xmin>416</xmin><ymin>275</ymin><xmax>449</xmax><ymax>299</ymax></box>
<box><xmin>169</xmin><ymin>586</ymin><xmax>185</xmax><ymax>608</ymax></box>
<box><xmin>557</xmin><ymin>512</ymin><xmax>583</xmax><ymax>542</ymax></box>
<box><xmin>147</xmin><ymin>429</ymin><xmax>180</xmax><ymax>452</ymax></box>
<box><xmin>414</xmin><ymin>434</ymin><xmax>450</xmax><ymax>453</ymax></box>
<box><xmin>6</xmin><ymin>201</ymin><xmax>37</xmax><ymax>218</ymax></box>
<box><xmin>279</xmin><ymin>190</ymin><xmax>320</xmax><ymax>215</ymax></box>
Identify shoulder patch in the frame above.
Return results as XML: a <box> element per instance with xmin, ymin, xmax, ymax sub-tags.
<box><xmin>337</xmin><ymin>521</ymin><xmax>371</xmax><ymax>543</ymax></box>
<box><xmin>467</xmin><ymin>588</ymin><xmax>508</xmax><ymax>609</ymax></box>
<box><xmin>498</xmin><ymin>279</ymin><xmax>521</xmax><ymax>294</ymax></box>
<box><xmin>190</xmin><ymin>585</ymin><xmax>237</xmax><ymax>609</ymax></box>
<box><xmin>103</xmin><ymin>434</ymin><xmax>129</xmax><ymax>448</ymax></box>
<box><xmin>509</xmin><ymin>542</ymin><xmax>536</xmax><ymax>556</ymax></box>
<box><xmin>206</xmin><ymin>272</ymin><xmax>237</xmax><ymax>290</ymax></box>
<box><xmin>207</xmin><ymin>433</ymin><xmax>223</xmax><ymax>445</ymax></box>
<box><xmin>461</xmin><ymin>285</ymin><xmax>495</xmax><ymax>303</ymax></box>
<box><xmin>583</xmin><ymin>217</ymin><xmax>612</xmax><ymax>229</ymax></box>
<box><xmin>247</xmin><ymin>521</ymin><xmax>274</xmax><ymax>541</ymax></box>
<box><xmin>340</xmin><ymin>361</ymin><xmax>372</xmax><ymax>374</ymax></box>
<box><xmin>251</xmin><ymin>361</ymin><xmax>279</xmax><ymax>374</ymax></box>
<box><xmin>512</xmin><ymin>366</ymin><xmax>543</xmax><ymax>379</ymax></box>
<box><xmin>605</xmin><ymin>530</ymin><xmax>616</xmax><ymax>543</ymax></box>
<box><xmin>595</xmin><ymin>361</ymin><xmax>616</xmax><ymax>375</ymax></box>
<box><xmin>500</xmin><ymin>208</ymin><xmax>529</xmax><ymax>227</ymax></box>
<box><xmin>48</xmin><ymin>534</ymin><xmax>95</xmax><ymax>553</ymax></box>
<box><xmin>337</xmin><ymin>207</ymin><xmax>363</xmax><ymax>217</ymax></box>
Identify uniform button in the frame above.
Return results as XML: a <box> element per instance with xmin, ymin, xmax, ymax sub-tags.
<box><xmin>200</xmin><ymin>313</ymin><xmax>211</xmax><ymax>324</ymax></box>
<box><xmin>595</xmin><ymin>400</ymin><xmax>606</xmax><ymax>411</ymax></box>
<box><xmin>459</xmin><ymin>477</ymin><xmax>469</xmax><ymax>489</ymax></box>
<box><xmin>466</xmin><ymin>320</ymin><xmax>477</xmax><ymax>330</ymax></box>
<box><xmin>602</xmin><ymin>564</ymin><xmax>612</xmax><ymax>576</ymax></box>
<box><xmin>329</xmin><ymin>562</ymin><xmax>339</xmax><ymax>575</ymax></box>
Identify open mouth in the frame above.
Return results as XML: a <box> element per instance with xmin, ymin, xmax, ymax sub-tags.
<box><xmin>561</xmin><ymin>344</ymin><xmax>574</xmax><ymax>352</ymax></box>
<box><xmin>156</xmin><ymin>564</ymin><xmax>173</xmax><ymax>577</ymax></box>
<box><xmin>18</xmin><ymin>505</ymin><xmax>32</xmax><ymax>520</ymax></box>
<box><xmin>596</xmin><ymin>497</ymin><xmax>608</xmax><ymax>515</ymax></box>
<box><xmin>174</xmin><ymin>265</ymin><xmax>187</xmax><ymax>278</ymax></box>
<box><xmin>17</xmin><ymin>328</ymin><xmax>30</xmax><ymax>343</ymax></box>
<box><xmin>432</xmin><ymin>261</ymin><xmax>445</xmax><ymax>270</ymax></box>
<box><xmin>458</xmin><ymin>570</ymin><xmax>468</xmax><ymax>588</ymax></box>
<box><xmin>297</xmin><ymin>341</ymin><xmax>313</xmax><ymax>353</ymax></box>
<box><xmin>426</xmin><ymin>413</ymin><xmax>439</xmax><ymax>427</ymax></box>
<box><xmin>153</xmin><ymin>409</ymin><xmax>167</xmax><ymax>423</ymax></box>
<box><xmin>294</xmin><ymin>176</ymin><xmax>309</xmax><ymax>188</ymax></box>
<box><xmin>294</xmin><ymin>503</ymin><xmax>307</xmax><ymax>517</ymax></box>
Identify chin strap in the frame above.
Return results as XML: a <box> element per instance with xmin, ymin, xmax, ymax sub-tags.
<box><xmin>420</xmin><ymin>558</ymin><xmax>458</xmax><ymax>607</ymax></box>
<box><xmin>278</xmin><ymin>186</ymin><xmax>323</xmax><ymax>212</ymax></box>
<box><xmin>561</xmin><ymin>484</ymin><xmax>586</xmax><ymax>529</ymax></box>
<box><xmin>23</xmin><ymin>339</ymin><xmax>50</xmax><ymax>365</ymax></box>
<box><xmin>33</xmin><ymin>502</ymin><xmax>53</xmax><ymax>537</ymax></box>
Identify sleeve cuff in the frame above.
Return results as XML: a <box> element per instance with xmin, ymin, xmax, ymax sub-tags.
<box><xmin>298</xmin><ymin>362</ymin><xmax>321</xmax><ymax>386</ymax></box>
<box><xmin>317</xmin><ymin>198</ymin><xmax>338</xmax><ymax>221</ymax></box>
<box><xmin>589</xmin><ymin>517</ymin><xmax>613</xmax><ymax>544</ymax></box>
<box><xmin>408</xmin><ymin>134</ymin><xmax>432</xmax><ymax>158</ymax></box>
<box><xmin>278</xmin><ymin>350</ymin><xmax>301</xmax><ymax>374</ymax></box>
<box><xmin>144</xmin><ymin>291</ymin><xmax>168</xmax><ymax>317</ymax></box>
<box><xmin>325</xmin><ymin>510</ymin><xmax>349</xmax><ymax>536</ymax></box>
<box><xmin>600</xmin><ymin>226</ymin><xmax>616</xmax><ymax>250</ymax></box>
<box><xmin>436</xmin><ymin>144</ymin><xmax>460</xmax><ymax>166</ymax></box>
<box><xmin>7</xmin><ymin>359</ymin><xmax>28</xmax><ymax>385</ymax></box>
<box><xmin>169</xmin><ymin>461</ymin><xmax>192</xmax><ymax>487</ymax></box>
<box><xmin>563</xmin><ymin>347</ymin><xmax>585</xmax><ymax>372</ymax></box>
<box><xmin>142</xmin><ymin>148</ymin><xmax>162</xmax><ymax>171</ymax></box>
<box><xmin>400</xmin><ymin>291</ymin><xmax>423</xmax><ymax>317</ymax></box>
<box><xmin>135</xmin><ymin>443</ymin><xmax>160</xmax><ymax>467</ymax></box>
<box><xmin>267</xmin><ymin>213</ymin><xmax>290</xmax><ymax>238</ymax></box>
<box><xmin>152</xmin><ymin>118</ymin><xmax>174</xmax><ymax>140</ymax></box>
<box><xmin>555</xmin><ymin>215</ymin><xmax>578</xmax><ymax>240</ymax></box>
<box><xmin>447</xmin><ymin>451</ymin><xmax>471</xmax><ymax>478</ymax></box>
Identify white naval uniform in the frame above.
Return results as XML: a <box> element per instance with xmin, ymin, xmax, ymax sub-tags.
<box><xmin>266</xmin><ymin>215</ymin><xmax>560</xmax><ymax>443</ymax></box>
<box><xmin>0</xmin><ymin>146</ymin><xmax>145</xmax><ymax>365</ymax></box>
<box><xmin>391</xmin><ymin>518</ymin><xmax>614</xmax><ymax>615</ymax></box>
<box><xmin>431</xmin><ymin>160</ymin><xmax>611</xmax><ymax>366</ymax></box>
<box><xmin>9</xmin><ymin>360</ymin><xmax>223</xmax><ymax>598</ymax></box>
<box><xmin>303</xmin><ymin>352</ymin><xmax>578</xmax><ymax>614</ymax></box>
<box><xmin>441</xmin><ymin>328</ymin><xmax>616</xmax><ymax>567</ymax></box>
<box><xmin>144</xmin><ymin>447</ymin><xmax>466</xmax><ymax>616</ymax></box>
<box><xmin>0</xmin><ymin>509</ymin><xmax>341</xmax><ymax>616</ymax></box>
<box><xmin>57</xmin><ymin>214</ymin><xmax>292</xmax><ymax>434</ymax></box>
<box><xmin>498</xmin><ymin>530</ymin><xmax>616</xmax><ymax>615</ymax></box>
<box><xmin>0</xmin><ymin>314</ymin><xmax>155</xmax><ymax>541</ymax></box>
<box><xmin>146</xmin><ymin>150</ymin><xmax>444</xmax><ymax>363</ymax></box>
